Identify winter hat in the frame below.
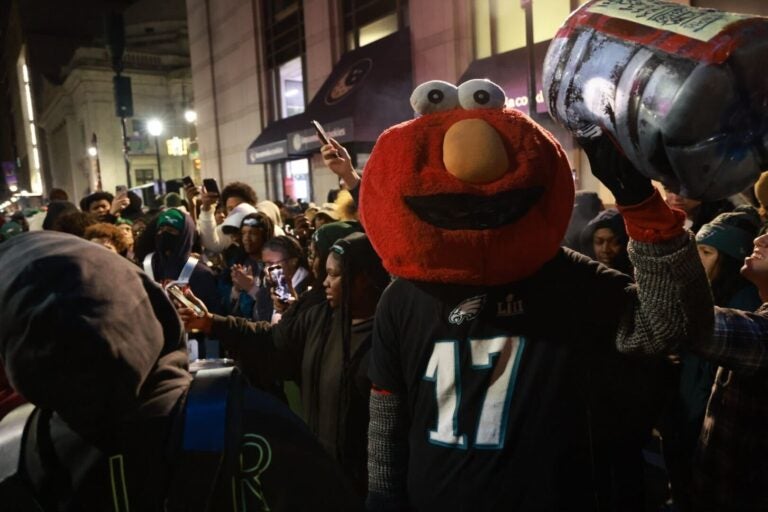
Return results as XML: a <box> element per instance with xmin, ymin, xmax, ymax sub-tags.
<box><xmin>0</xmin><ymin>222</ymin><xmax>23</xmax><ymax>240</ymax></box>
<box><xmin>156</xmin><ymin>208</ymin><xmax>186</xmax><ymax>231</ymax></box>
<box><xmin>696</xmin><ymin>205</ymin><xmax>761</xmax><ymax>260</ymax></box>
<box><xmin>312</xmin><ymin>221</ymin><xmax>364</xmax><ymax>254</ymax></box>
<box><xmin>164</xmin><ymin>192</ymin><xmax>184</xmax><ymax>208</ymax></box>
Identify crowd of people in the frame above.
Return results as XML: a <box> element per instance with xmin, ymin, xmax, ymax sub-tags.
<box><xmin>1</xmin><ymin>122</ymin><xmax>768</xmax><ymax>511</ymax></box>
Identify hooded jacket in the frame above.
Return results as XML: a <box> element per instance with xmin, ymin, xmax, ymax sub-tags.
<box><xmin>0</xmin><ymin>232</ymin><xmax>362</xmax><ymax>511</ymax></box>
<box><xmin>580</xmin><ymin>208</ymin><xmax>633</xmax><ymax>275</ymax></box>
<box><xmin>145</xmin><ymin>209</ymin><xmax>221</xmax><ymax>313</ymax></box>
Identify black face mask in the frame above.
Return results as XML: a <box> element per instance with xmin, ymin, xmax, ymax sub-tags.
<box><xmin>156</xmin><ymin>232</ymin><xmax>179</xmax><ymax>255</ymax></box>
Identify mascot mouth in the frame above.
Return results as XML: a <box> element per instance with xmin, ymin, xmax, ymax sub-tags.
<box><xmin>404</xmin><ymin>187</ymin><xmax>545</xmax><ymax>230</ymax></box>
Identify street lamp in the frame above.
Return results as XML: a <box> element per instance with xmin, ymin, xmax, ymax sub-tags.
<box><xmin>147</xmin><ymin>118</ymin><xmax>164</xmax><ymax>193</ymax></box>
<box><xmin>89</xmin><ymin>133</ymin><xmax>103</xmax><ymax>191</ymax></box>
<box><xmin>184</xmin><ymin>109</ymin><xmax>197</xmax><ymax>124</ymax></box>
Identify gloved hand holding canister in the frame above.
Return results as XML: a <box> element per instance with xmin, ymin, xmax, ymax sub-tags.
<box><xmin>577</xmin><ymin>125</ymin><xmax>685</xmax><ymax>244</ymax></box>
<box><xmin>544</xmin><ymin>0</ymin><xmax>768</xmax><ymax>201</ymax></box>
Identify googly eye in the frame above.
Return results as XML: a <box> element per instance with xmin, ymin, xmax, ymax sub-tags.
<box><xmin>410</xmin><ymin>80</ymin><xmax>459</xmax><ymax>115</ymax></box>
<box><xmin>457</xmin><ymin>79</ymin><xmax>506</xmax><ymax>110</ymax></box>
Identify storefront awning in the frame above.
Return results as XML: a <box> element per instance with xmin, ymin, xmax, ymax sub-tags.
<box><xmin>247</xmin><ymin>114</ymin><xmax>310</xmax><ymax>164</ymax></box>
<box><xmin>247</xmin><ymin>29</ymin><xmax>413</xmax><ymax>164</ymax></box>
<box><xmin>459</xmin><ymin>40</ymin><xmax>550</xmax><ymax>116</ymax></box>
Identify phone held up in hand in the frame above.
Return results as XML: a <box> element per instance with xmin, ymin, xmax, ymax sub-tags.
<box><xmin>182</xmin><ymin>176</ymin><xmax>195</xmax><ymax>188</ymax></box>
<box><xmin>268</xmin><ymin>265</ymin><xmax>293</xmax><ymax>303</ymax></box>
<box><xmin>166</xmin><ymin>283</ymin><xmax>206</xmax><ymax>317</ymax></box>
<box><xmin>312</xmin><ymin>120</ymin><xmax>330</xmax><ymax>146</ymax></box>
<box><xmin>115</xmin><ymin>184</ymin><xmax>128</xmax><ymax>196</ymax></box>
<box><xmin>312</xmin><ymin>120</ymin><xmax>339</xmax><ymax>158</ymax></box>
<box><xmin>202</xmin><ymin>178</ymin><xmax>219</xmax><ymax>195</ymax></box>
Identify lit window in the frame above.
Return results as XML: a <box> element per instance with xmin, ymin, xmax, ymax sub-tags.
<box><xmin>263</xmin><ymin>1</ymin><xmax>306</xmax><ymax>120</ymax></box>
<box><xmin>279</xmin><ymin>58</ymin><xmax>305</xmax><ymax>118</ymax></box>
<box><xmin>17</xmin><ymin>52</ymin><xmax>42</xmax><ymax>194</ymax></box>
<box><xmin>473</xmin><ymin>0</ymin><xmax>571</xmax><ymax>58</ymax></box>
<box><xmin>344</xmin><ymin>0</ymin><xmax>408</xmax><ymax>50</ymax></box>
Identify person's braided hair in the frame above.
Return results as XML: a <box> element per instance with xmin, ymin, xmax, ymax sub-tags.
<box><xmin>328</xmin><ymin>233</ymin><xmax>390</xmax><ymax>462</ymax></box>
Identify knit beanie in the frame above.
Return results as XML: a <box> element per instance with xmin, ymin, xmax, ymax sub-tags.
<box><xmin>0</xmin><ymin>222</ymin><xmax>23</xmax><ymax>240</ymax></box>
<box><xmin>156</xmin><ymin>208</ymin><xmax>186</xmax><ymax>231</ymax></box>
<box><xmin>312</xmin><ymin>221</ymin><xmax>364</xmax><ymax>254</ymax></box>
<box><xmin>163</xmin><ymin>193</ymin><xmax>184</xmax><ymax>208</ymax></box>
<box><xmin>696</xmin><ymin>205</ymin><xmax>761</xmax><ymax>260</ymax></box>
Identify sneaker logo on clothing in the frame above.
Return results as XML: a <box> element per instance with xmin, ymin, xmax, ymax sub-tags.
<box><xmin>449</xmin><ymin>295</ymin><xmax>486</xmax><ymax>325</ymax></box>
<box><xmin>497</xmin><ymin>293</ymin><xmax>524</xmax><ymax>317</ymax></box>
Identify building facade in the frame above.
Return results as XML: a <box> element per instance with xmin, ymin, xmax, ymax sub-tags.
<box><xmin>188</xmin><ymin>0</ymin><xmax>768</xmax><ymax>206</ymax></box>
<box><xmin>38</xmin><ymin>4</ymin><xmax>195</xmax><ymax>204</ymax></box>
<box><xmin>0</xmin><ymin>0</ymin><xmax>194</xmax><ymax>207</ymax></box>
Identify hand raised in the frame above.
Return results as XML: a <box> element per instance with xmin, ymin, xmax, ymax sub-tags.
<box><xmin>576</xmin><ymin>125</ymin><xmax>654</xmax><ymax>206</ymax></box>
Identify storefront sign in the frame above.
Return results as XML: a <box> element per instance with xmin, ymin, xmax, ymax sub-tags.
<box><xmin>247</xmin><ymin>140</ymin><xmax>288</xmax><ymax>164</ymax></box>
<box><xmin>287</xmin><ymin>117</ymin><xmax>355</xmax><ymax>154</ymax></box>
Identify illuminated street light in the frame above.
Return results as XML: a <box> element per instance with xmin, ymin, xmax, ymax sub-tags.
<box><xmin>184</xmin><ymin>110</ymin><xmax>197</xmax><ymax>124</ymax></box>
<box><xmin>89</xmin><ymin>133</ymin><xmax>102</xmax><ymax>191</ymax></box>
<box><xmin>147</xmin><ymin>118</ymin><xmax>165</xmax><ymax>193</ymax></box>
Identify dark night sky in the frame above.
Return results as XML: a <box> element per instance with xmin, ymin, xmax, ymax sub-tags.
<box><xmin>1</xmin><ymin>0</ymin><xmax>186</xmax><ymax>82</ymax></box>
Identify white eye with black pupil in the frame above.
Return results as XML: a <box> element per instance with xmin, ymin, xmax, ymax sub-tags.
<box><xmin>458</xmin><ymin>79</ymin><xmax>506</xmax><ymax>110</ymax></box>
<box><xmin>410</xmin><ymin>80</ymin><xmax>459</xmax><ymax>115</ymax></box>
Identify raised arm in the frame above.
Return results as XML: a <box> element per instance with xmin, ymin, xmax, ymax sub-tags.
<box><xmin>578</xmin><ymin>130</ymin><xmax>714</xmax><ymax>355</ymax></box>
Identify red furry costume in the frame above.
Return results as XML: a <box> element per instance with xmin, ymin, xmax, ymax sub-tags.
<box><xmin>360</xmin><ymin>79</ymin><xmax>698</xmax><ymax>511</ymax></box>
<box><xmin>360</xmin><ymin>84</ymin><xmax>574</xmax><ymax>285</ymax></box>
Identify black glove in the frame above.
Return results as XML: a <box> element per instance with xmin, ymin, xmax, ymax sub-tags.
<box><xmin>577</xmin><ymin>126</ymin><xmax>654</xmax><ymax>206</ymax></box>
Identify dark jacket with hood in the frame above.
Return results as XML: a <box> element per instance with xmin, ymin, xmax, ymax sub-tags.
<box><xmin>210</xmin><ymin>304</ymin><xmax>372</xmax><ymax>495</ymax></box>
<box><xmin>141</xmin><ymin>208</ymin><xmax>222</xmax><ymax>314</ymax></box>
<box><xmin>0</xmin><ymin>232</ymin><xmax>361</xmax><ymax>511</ymax></box>
<box><xmin>581</xmin><ymin>208</ymin><xmax>633</xmax><ymax>275</ymax></box>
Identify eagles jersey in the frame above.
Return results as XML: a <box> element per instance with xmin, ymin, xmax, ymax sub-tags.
<box><xmin>369</xmin><ymin>249</ymin><xmax>664</xmax><ymax>511</ymax></box>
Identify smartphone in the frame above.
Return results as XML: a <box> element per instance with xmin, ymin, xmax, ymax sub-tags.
<box><xmin>312</xmin><ymin>120</ymin><xmax>330</xmax><ymax>146</ymax></box>
<box><xmin>167</xmin><ymin>284</ymin><xmax>206</xmax><ymax>317</ymax></box>
<box><xmin>182</xmin><ymin>176</ymin><xmax>195</xmax><ymax>188</ymax></box>
<box><xmin>268</xmin><ymin>265</ymin><xmax>293</xmax><ymax>302</ymax></box>
<box><xmin>115</xmin><ymin>184</ymin><xmax>128</xmax><ymax>196</ymax></box>
<box><xmin>202</xmin><ymin>178</ymin><xmax>219</xmax><ymax>195</ymax></box>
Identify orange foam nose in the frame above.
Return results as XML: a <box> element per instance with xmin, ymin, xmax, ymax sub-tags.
<box><xmin>443</xmin><ymin>118</ymin><xmax>509</xmax><ymax>184</ymax></box>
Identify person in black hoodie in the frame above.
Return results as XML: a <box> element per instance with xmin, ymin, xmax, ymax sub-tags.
<box><xmin>0</xmin><ymin>232</ymin><xmax>362</xmax><ymax>511</ymax></box>
<box><xmin>581</xmin><ymin>208</ymin><xmax>633</xmax><ymax>275</ymax></box>
<box><xmin>178</xmin><ymin>232</ymin><xmax>390</xmax><ymax>496</ymax></box>
<box><xmin>134</xmin><ymin>208</ymin><xmax>221</xmax><ymax>314</ymax></box>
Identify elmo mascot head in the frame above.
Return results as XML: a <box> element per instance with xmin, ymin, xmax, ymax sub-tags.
<box><xmin>359</xmin><ymin>79</ymin><xmax>574</xmax><ymax>286</ymax></box>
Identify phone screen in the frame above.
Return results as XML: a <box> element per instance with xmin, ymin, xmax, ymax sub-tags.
<box><xmin>167</xmin><ymin>284</ymin><xmax>205</xmax><ymax>317</ymax></box>
<box><xmin>115</xmin><ymin>185</ymin><xmax>128</xmax><ymax>196</ymax></box>
<box><xmin>182</xmin><ymin>176</ymin><xmax>195</xmax><ymax>188</ymax></box>
<box><xmin>268</xmin><ymin>265</ymin><xmax>293</xmax><ymax>302</ymax></box>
